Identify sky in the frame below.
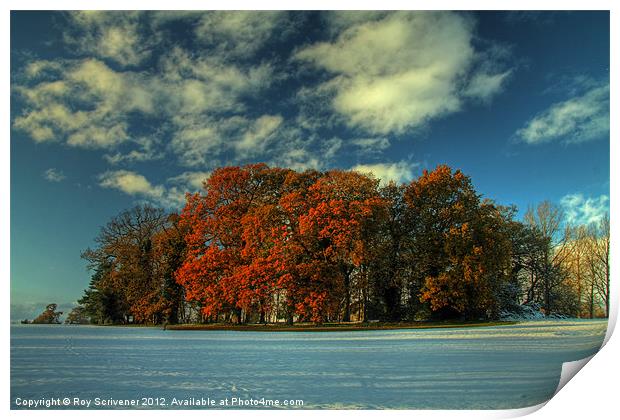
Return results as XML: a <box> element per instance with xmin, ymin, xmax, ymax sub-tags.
<box><xmin>10</xmin><ymin>11</ymin><xmax>610</xmax><ymax>320</ymax></box>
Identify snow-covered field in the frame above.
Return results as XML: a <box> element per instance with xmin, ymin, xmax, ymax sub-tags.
<box><xmin>10</xmin><ymin>320</ymin><xmax>607</xmax><ymax>409</ymax></box>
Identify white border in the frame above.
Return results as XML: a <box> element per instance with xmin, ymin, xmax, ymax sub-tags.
<box><xmin>3</xmin><ymin>1</ymin><xmax>617</xmax><ymax>420</ymax></box>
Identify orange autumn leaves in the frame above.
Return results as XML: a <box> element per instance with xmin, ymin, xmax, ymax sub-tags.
<box><xmin>176</xmin><ymin>165</ymin><xmax>383</xmax><ymax>322</ymax></box>
<box><xmin>175</xmin><ymin>163</ymin><xmax>512</xmax><ymax>322</ymax></box>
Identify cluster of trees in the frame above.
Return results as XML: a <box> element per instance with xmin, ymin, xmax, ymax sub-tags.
<box><xmin>559</xmin><ymin>217</ymin><xmax>610</xmax><ymax>318</ymax></box>
<box><xmin>73</xmin><ymin>164</ymin><xmax>610</xmax><ymax>325</ymax></box>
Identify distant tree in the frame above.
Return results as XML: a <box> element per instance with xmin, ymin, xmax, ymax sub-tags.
<box><xmin>32</xmin><ymin>303</ymin><xmax>63</xmax><ymax>324</ymax></box>
<box><xmin>496</xmin><ymin>207</ymin><xmax>531</xmax><ymax>313</ymax></box>
<box><xmin>64</xmin><ymin>306</ymin><xmax>90</xmax><ymax>324</ymax></box>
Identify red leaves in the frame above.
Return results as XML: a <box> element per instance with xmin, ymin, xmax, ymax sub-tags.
<box><xmin>174</xmin><ymin>163</ymin><xmax>510</xmax><ymax>322</ymax></box>
<box><xmin>175</xmin><ymin>165</ymin><xmax>386</xmax><ymax>323</ymax></box>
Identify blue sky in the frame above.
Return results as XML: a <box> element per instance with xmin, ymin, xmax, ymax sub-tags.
<box><xmin>10</xmin><ymin>11</ymin><xmax>609</xmax><ymax>319</ymax></box>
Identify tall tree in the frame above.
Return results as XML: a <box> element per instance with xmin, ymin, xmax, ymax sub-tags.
<box><xmin>176</xmin><ymin>164</ymin><xmax>292</xmax><ymax>323</ymax></box>
<box><xmin>404</xmin><ymin>165</ymin><xmax>482</xmax><ymax>319</ymax></box>
<box><xmin>587</xmin><ymin>215</ymin><xmax>610</xmax><ymax>317</ymax></box>
<box><xmin>366</xmin><ymin>182</ymin><xmax>409</xmax><ymax>321</ymax></box>
<box><xmin>524</xmin><ymin>201</ymin><xmax>573</xmax><ymax>314</ymax></box>
<box><xmin>299</xmin><ymin>170</ymin><xmax>384</xmax><ymax>322</ymax></box>
<box><xmin>81</xmin><ymin>205</ymin><xmax>169</xmax><ymax>323</ymax></box>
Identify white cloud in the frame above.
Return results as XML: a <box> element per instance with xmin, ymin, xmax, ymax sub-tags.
<box><xmin>560</xmin><ymin>193</ymin><xmax>609</xmax><ymax>226</ymax></box>
<box><xmin>168</xmin><ymin>116</ymin><xmax>224</xmax><ymax>167</ymax></box>
<box><xmin>322</xmin><ymin>11</ymin><xmax>389</xmax><ymax>34</ymax></box>
<box><xmin>295</xmin><ymin>11</ymin><xmax>510</xmax><ymax>135</ymax></box>
<box><xmin>43</xmin><ymin>168</ymin><xmax>66</xmax><ymax>182</ymax></box>
<box><xmin>167</xmin><ymin>171</ymin><xmax>211</xmax><ymax>191</ymax></box>
<box><xmin>14</xmin><ymin>11</ymin><xmax>281</xmax><ymax>168</ymax></box>
<box><xmin>23</xmin><ymin>60</ymin><xmax>65</xmax><ymax>79</ymax></box>
<box><xmin>13</xmin><ymin>58</ymin><xmax>154</xmax><ymax>149</ymax></box>
<box><xmin>65</xmin><ymin>11</ymin><xmax>152</xmax><ymax>67</ymax></box>
<box><xmin>516</xmin><ymin>83</ymin><xmax>609</xmax><ymax>144</ymax></box>
<box><xmin>235</xmin><ymin>115</ymin><xmax>283</xmax><ymax>155</ymax></box>
<box><xmin>351</xmin><ymin>137</ymin><xmax>391</xmax><ymax>153</ymax></box>
<box><xmin>351</xmin><ymin>161</ymin><xmax>418</xmax><ymax>184</ymax></box>
<box><xmin>98</xmin><ymin>170</ymin><xmax>187</xmax><ymax>208</ymax></box>
<box><xmin>168</xmin><ymin>114</ymin><xmax>287</xmax><ymax>167</ymax></box>
<box><xmin>13</xmin><ymin>51</ymin><xmax>275</xmax><ymax>163</ymax></box>
<box><xmin>14</xmin><ymin>11</ymin><xmax>512</xmax><ymax>180</ymax></box>
<box><xmin>275</xmin><ymin>148</ymin><xmax>322</xmax><ymax>172</ymax></box>
<box><xmin>194</xmin><ymin>11</ymin><xmax>287</xmax><ymax>59</ymax></box>
<box><xmin>463</xmin><ymin>70</ymin><xmax>512</xmax><ymax>102</ymax></box>
<box><xmin>159</xmin><ymin>47</ymin><xmax>274</xmax><ymax>107</ymax></box>
<box><xmin>103</xmin><ymin>137</ymin><xmax>163</xmax><ymax>165</ymax></box>
<box><xmin>99</xmin><ymin>170</ymin><xmax>164</xmax><ymax>198</ymax></box>
<box><xmin>261</xmin><ymin>126</ymin><xmax>344</xmax><ymax>172</ymax></box>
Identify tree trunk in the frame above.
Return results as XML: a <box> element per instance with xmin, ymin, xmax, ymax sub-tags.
<box><xmin>589</xmin><ymin>280</ymin><xmax>595</xmax><ymax>319</ymax></box>
<box><xmin>605</xmin><ymin>261</ymin><xmax>610</xmax><ymax>318</ymax></box>
<box><xmin>287</xmin><ymin>303</ymin><xmax>294</xmax><ymax>325</ymax></box>
<box><xmin>343</xmin><ymin>269</ymin><xmax>351</xmax><ymax>322</ymax></box>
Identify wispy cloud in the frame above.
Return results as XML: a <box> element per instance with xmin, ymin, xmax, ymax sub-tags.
<box><xmin>43</xmin><ymin>168</ymin><xmax>66</xmax><ymax>182</ymax></box>
<box><xmin>167</xmin><ymin>171</ymin><xmax>211</xmax><ymax>191</ymax></box>
<box><xmin>103</xmin><ymin>137</ymin><xmax>163</xmax><ymax>165</ymax></box>
<box><xmin>560</xmin><ymin>193</ymin><xmax>609</xmax><ymax>226</ymax></box>
<box><xmin>516</xmin><ymin>82</ymin><xmax>609</xmax><ymax>145</ymax></box>
<box><xmin>350</xmin><ymin>137</ymin><xmax>391</xmax><ymax>153</ymax></box>
<box><xmin>235</xmin><ymin>115</ymin><xmax>283</xmax><ymax>156</ymax></box>
<box><xmin>64</xmin><ymin>11</ymin><xmax>154</xmax><ymax>67</ymax></box>
<box><xmin>463</xmin><ymin>70</ymin><xmax>512</xmax><ymax>103</ymax></box>
<box><xmin>194</xmin><ymin>11</ymin><xmax>290</xmax><ymax>59</ymax></box>
<box><xmin>99</xmin><ymin>169</ymin><xmax>216</xmax><ymax>209</ymax></box>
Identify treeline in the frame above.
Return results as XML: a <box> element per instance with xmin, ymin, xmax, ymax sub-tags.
<box><xmin>75</xmin><ymin>164</ymin><xmax>610</xmax><ymax>325</ymax></box>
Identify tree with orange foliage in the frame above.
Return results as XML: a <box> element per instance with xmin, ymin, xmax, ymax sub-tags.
<box><xmin>420</xmin><ymin>203</ymin><xmax>512</xmax><ymax>319</ymax></box>
<box><xmin>269</xmin><ymin>169</ymin><xmax>325</xmax><ymax>324</ymax></box>
<box><xmin>80</xmin><ymin>163</ymin><xmax>595</xmax><ymax>324</ymax></box>
<box><xmin>176</xmin><ymin>164</ymin><xmax>293</xmax><ymax>323</ymax></box>
<box><xmin>80</xmin><ymin>205</ymin><xmax>172</xmax><ymax>324</ymax></box>
<box><xmin>299</xmin><ymin>170</ymin><xmax>384</xmax><ymax>322</ymax></box>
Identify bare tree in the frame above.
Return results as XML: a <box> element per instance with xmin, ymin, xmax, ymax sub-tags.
<box><xmin>524</xmin><ymin>201</ymin><xmax>568</xmax><ymax>314</ymax></box>
<box><xmin>586</xmin><ymin>215</ymin><xmax>610</xmax><ymax>317</ymax></box>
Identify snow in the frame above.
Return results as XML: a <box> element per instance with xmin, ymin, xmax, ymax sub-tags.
<box><xmin>10</xmin><ymin>319</ymin><xmax>607</xmax><ymax>409</ymax></box>
<box><xmin>499</xmin><ymin>302</ymin><xmax>570</xmax><ymax>321</ymax></box>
